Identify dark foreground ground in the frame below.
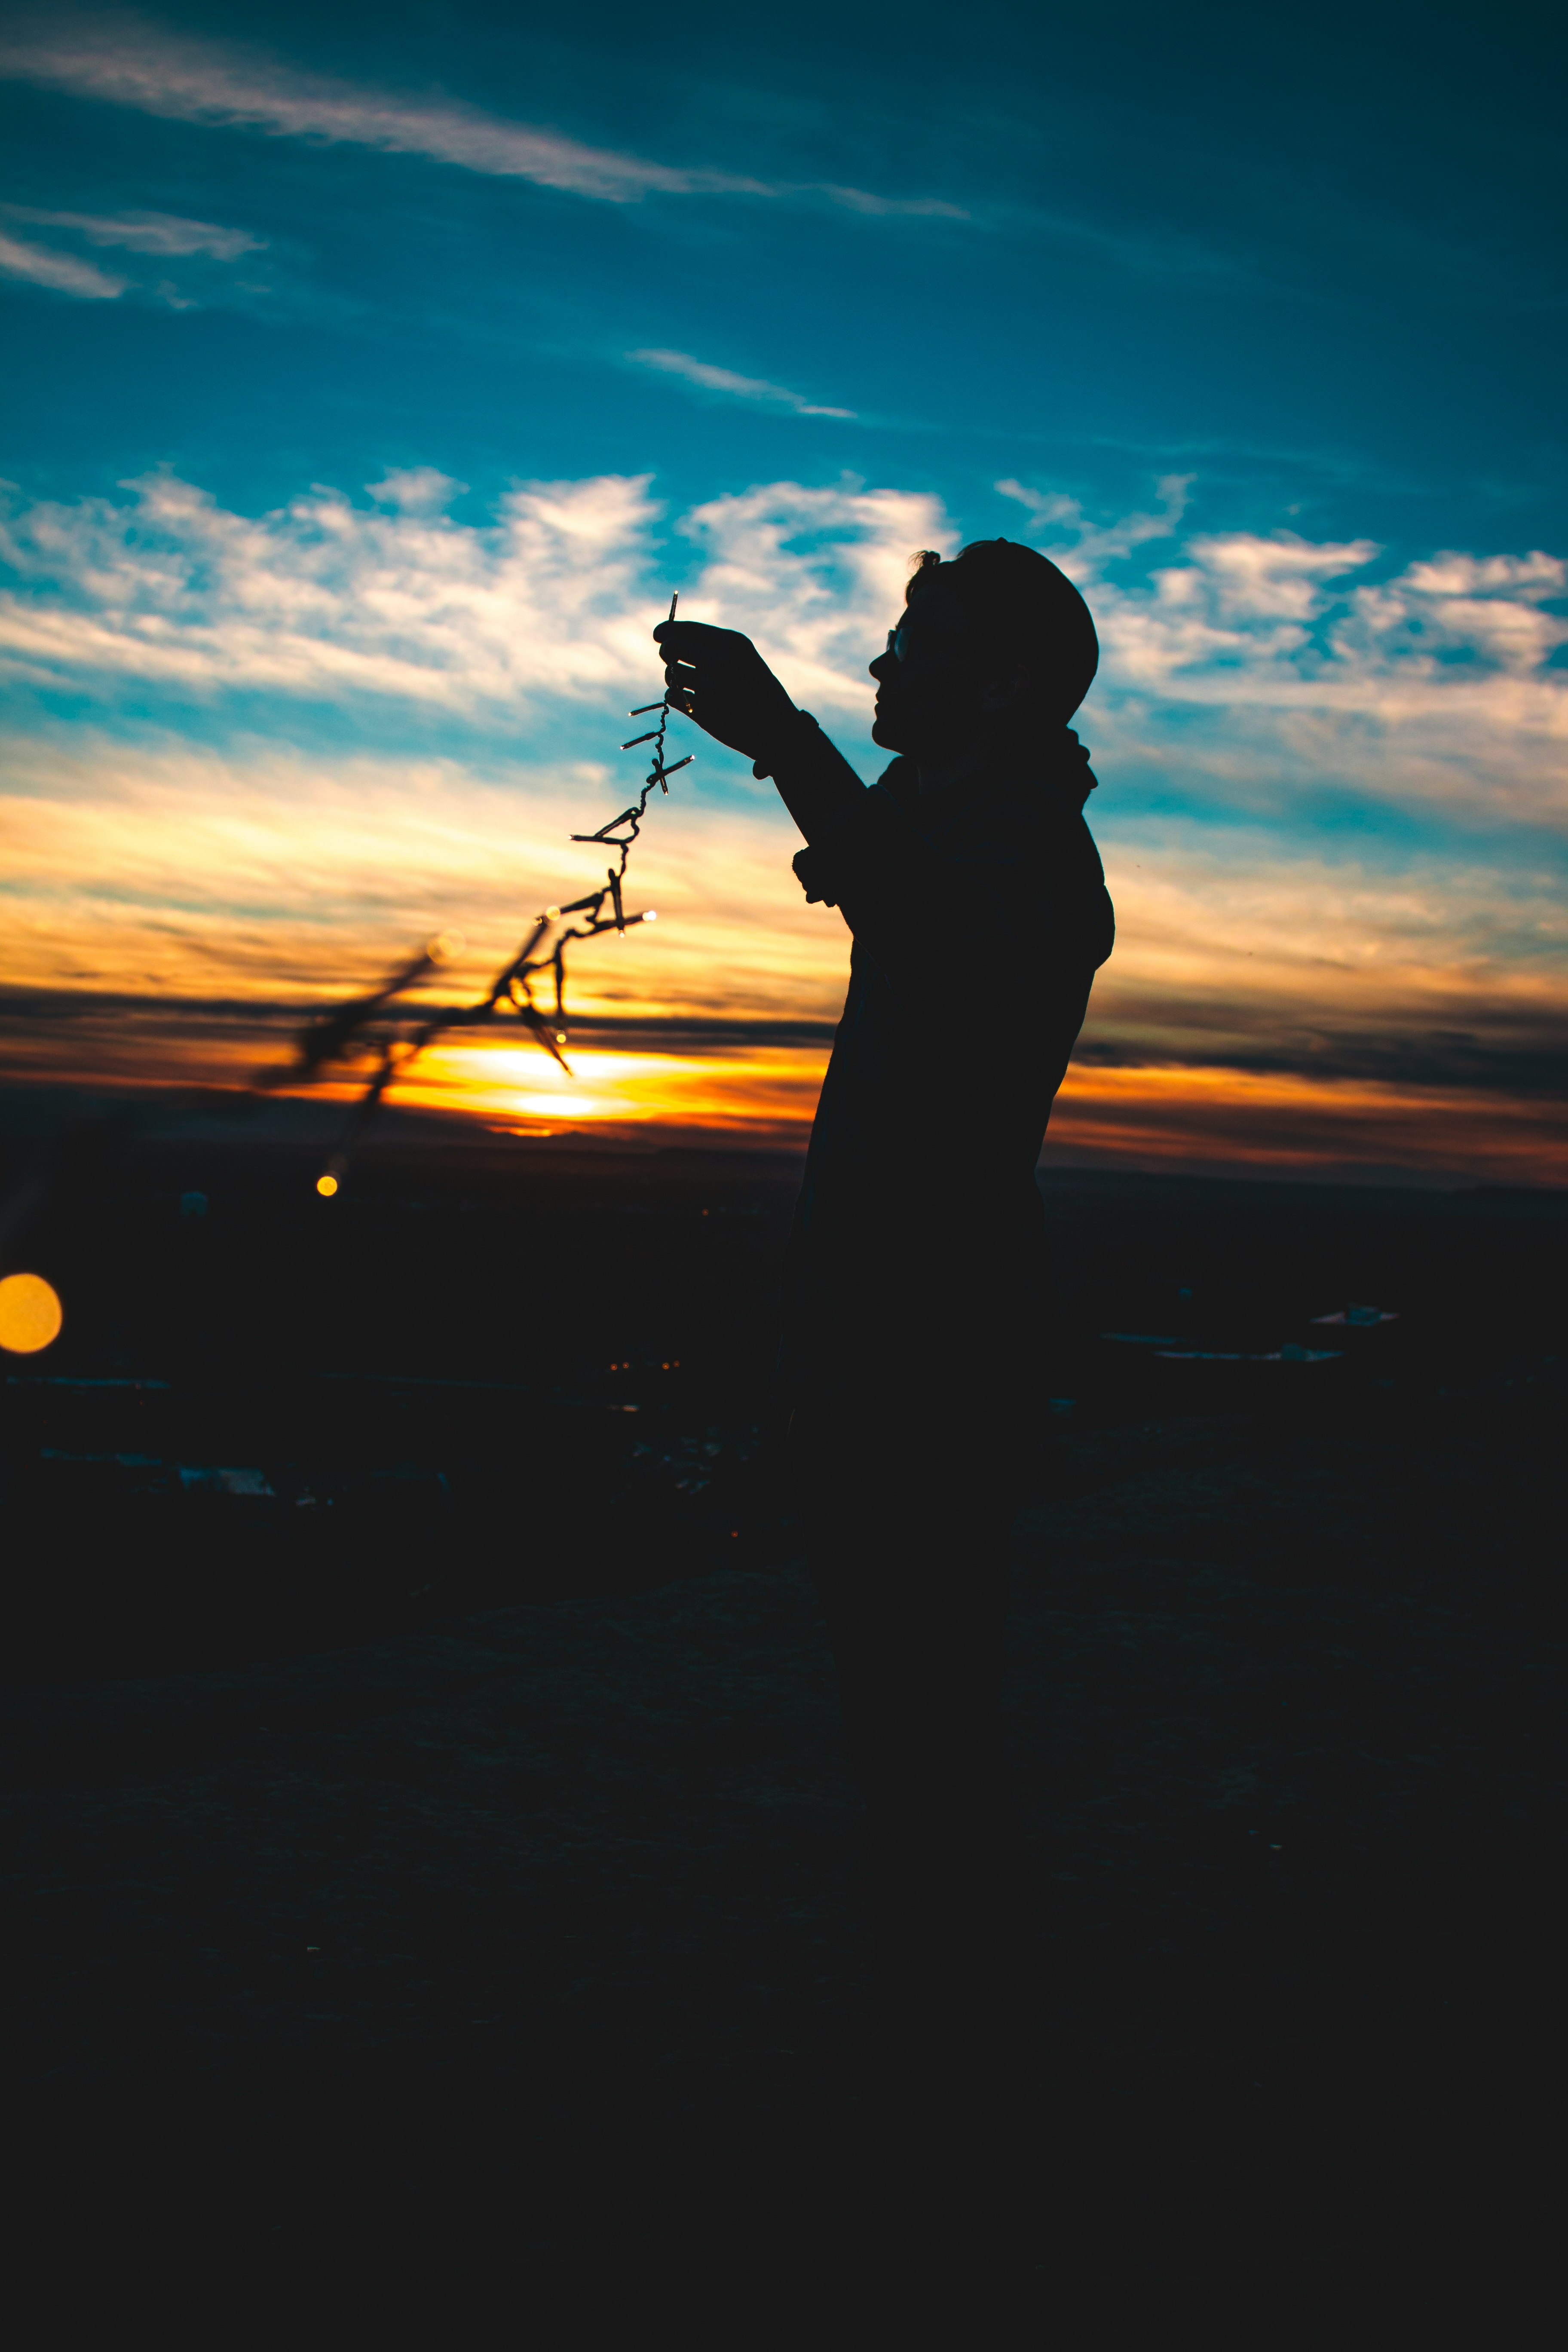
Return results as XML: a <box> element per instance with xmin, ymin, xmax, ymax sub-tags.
<box><xmin>1</xmin><ymin>1115</ymin><xmax>1564</xmax><ymax>2344</ymax></box>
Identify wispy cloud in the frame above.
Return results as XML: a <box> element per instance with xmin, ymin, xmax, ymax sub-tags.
<box><xmin>0</xmin><ymin>204</ymin><xmax>262</xmax><ymax>259</ymax></box>
<box><xmin>0</xmin><ymin>227</ymin><xmax>125</xmax><ymax>298</ymax></box>
<box><xmin>0</xmin><ymin>204</ymin><xmax>266</xmax><ymax>305</ymax></box>
<box><xmin>0</xmin><ymin>469</ymin><xmax>666</xmax><ymax>711</ymax></box>
<box><xmin>998</xmin><ymin>472</ymin><xmax>1192</xmax><ymax>567</ymax></box>
<box><xmin>629</xmin><ymin>349</ymin><xmax>854</xmax><ymax>419</ymax></box>
<box><xmin>997</xmin><ymin>481</ymin><xmax>1568</xmax><ymax>823</ymax></box>
<box><xmin>0</xmin><ymin>19</ymin><xmax>964</xmax><ymax>217</ymax></box>
<box><xmin>0</xmin><ymin>468</ymin><xmax>949</xmax><ymax>726</ymax></box>
<box><xmin>807</xmin><ymin>184</ymin><xmax>966</xmax><ymax>221</ymax></box>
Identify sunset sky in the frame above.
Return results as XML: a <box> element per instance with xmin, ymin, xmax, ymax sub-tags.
<box><xmin>2</xmin><ymin>1</ymin><xmax>1564</xmax><ymax>1181</ymax></box>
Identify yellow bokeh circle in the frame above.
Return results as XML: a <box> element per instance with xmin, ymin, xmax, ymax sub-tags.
<box><xmin>0</xmin><ymin>1272</ymin><xmax>64</xmax><ymax>1354</ymax></box>
<box><xmin>316</xmin><ymin>1173</ymin><xmax>339</xmax><ymax>1197</ymax></box>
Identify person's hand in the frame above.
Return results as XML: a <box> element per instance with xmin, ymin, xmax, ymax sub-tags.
<box><xmin>654</xmin><ymin>619</ymin><xmax>802</xmax><ymax>763</ymax></box>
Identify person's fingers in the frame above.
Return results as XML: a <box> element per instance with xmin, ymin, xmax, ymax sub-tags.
<box><xmin>655</xmin><ymin>619</ymin><xmax>754</xmax><ymax>658</ymax></box>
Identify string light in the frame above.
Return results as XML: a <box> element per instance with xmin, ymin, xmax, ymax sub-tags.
<box><xmin>285</xmin><ymin>596</ymin><xmax>689</xmax><ymax>1185</ymax></box>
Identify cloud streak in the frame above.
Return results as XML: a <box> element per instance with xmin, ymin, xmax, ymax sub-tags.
<box><xmin>0</xmin><ymin>203</ymin><xmax>262</xmax><ymax>258</ymax></box>
<box><xmin>0</xmin><ymin>227</ymin><xmax>125</xmax><ymax>298</ymax></box>
<box><xmin>0</xmin><ymin>203</ymin><xmax>266</xmax><ymax>306</ymax></box>
<box><xmin>629</xmin><ymin>349</ymin><xmax>854</xmax><ymax>419</ymax></box>
<box><xmin>0</xmin><ymin>20</ymin><xmax>963</xmax><ymax>217</ymax></box>
<box><xmin>0</xmin><ymin>469</ymin><xmax>954</xmax><ymax>729</ymax></box>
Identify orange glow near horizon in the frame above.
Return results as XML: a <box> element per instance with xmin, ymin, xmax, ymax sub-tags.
<box><xmin>388</xmin><ymin>1040</ymin><xmax>831</xmax><ymax>1132</ymax></box>
<box><xmin>2</xmin><ymin>735</ymin><xmax>1564</xmax><ymax>1186</ymax></box>
<box><xmin>1</xmin><ymin>996</ymin><xmax>1562</xmax><ymax>1179</ymax></box>
<box><xmin>252</xmin><ymin>1035</ymin><xmax>1563</xmax><ymax>1182</ymax></box>
<box><xmin>2</xmin><ymin>960</ymin><xmax>1563</xmax><ymax>1183</ymax></box>
<box><xmin>1048</xmin><ymin>1060</ymin><xmax>1568</xmax><ymax>1183</ymax></box>
<box><xmin>1</xmin><ymin>990</ymin><xmax>1561</xmax><ymax>1180</ymax></box>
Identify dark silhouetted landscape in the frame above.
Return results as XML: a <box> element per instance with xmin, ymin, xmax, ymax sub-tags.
<box><xmin>2</xmin><ymin>1099</ymin><xmax>1561</xmax><ymax>2343</ymax></box>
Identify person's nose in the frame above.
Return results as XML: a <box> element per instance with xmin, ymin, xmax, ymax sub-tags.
<box><xmin>869</xmin><ymin>649</ymin><xmax>894</xmax><ymax>683</ymax></box>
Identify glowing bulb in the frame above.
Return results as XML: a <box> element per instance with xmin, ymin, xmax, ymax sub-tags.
<box><xmin>545</xmin><ymin>906</ymin><xmax>560</xmax><ymax>921</ymax></box>
<box><xmin>316</xmin><ymin>1174</ymin><xmax>339</xmax><ymax>1198</ymax></box>
<box><xmin>643</xmin><ymin>909</ymin><xmax>658</xmax><ymax>923</ymax></box>
<box><xmin>556</xmin><ymin>1032</ymin><xmax>567</xmax><ymax>1044</ymax></box>
<box><xmin>0</xmin><ymin>1272</ymin><xmax>62</xmax><ymax>1354</ymax></box>
<box><xmin>429</xmin><ymin>930</ymin><xmax>465</xmax><ymax>963</ymax></box>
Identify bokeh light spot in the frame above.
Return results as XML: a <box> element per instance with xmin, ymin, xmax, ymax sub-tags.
<box><xmin>316</xmin><ymin>1174</ymin><xmax>339</xmax><ymax>1197</ymax></box>
<box><xmin>0</xmin><ymin>1272</ymin><xmax>64</xmax><ymax>1354</ymax></box>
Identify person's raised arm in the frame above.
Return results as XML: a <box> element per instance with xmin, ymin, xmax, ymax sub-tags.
<box><xmin>654</xmin><ymin>619</ymin><xmax>865</xmax><ymax>843</ymax></box>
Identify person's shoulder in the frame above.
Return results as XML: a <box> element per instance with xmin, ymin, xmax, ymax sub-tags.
<box><xmin>875</xmin><ymin>754</ymin><xmax>919</xmax><ymax>806</ymax></box>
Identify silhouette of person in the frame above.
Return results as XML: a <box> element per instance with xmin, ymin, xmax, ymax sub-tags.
<box><xmin>657</xmin><ymin>541</ymin><xmax>1112</xmax><ymax>2261</ymax></box>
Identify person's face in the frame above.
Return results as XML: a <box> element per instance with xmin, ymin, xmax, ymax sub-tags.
<box><xmin>867</xmin><ymin>583</ymin><xmax>1026</xmax><ymax>758</ymax></box>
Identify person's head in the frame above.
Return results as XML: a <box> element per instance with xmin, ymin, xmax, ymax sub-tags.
<box><xmin>867</xmin><ymin>538</ymin><xmax>1098</xmax><ymax>766</ymax></box>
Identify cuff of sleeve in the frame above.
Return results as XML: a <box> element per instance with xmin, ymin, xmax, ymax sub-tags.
<box><xmin>791</xmin><ymin>783</ymin><xmax>909</xmax><ymax>906</ymax></box>
<box><xmin>751</xmin><ymin>706</ymin><xmax>823</xmax><ymax>779</ymax></box>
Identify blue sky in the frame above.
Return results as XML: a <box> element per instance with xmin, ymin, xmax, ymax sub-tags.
<box><xmin>1</xmin><ymin>2</ymin><xmax>1564</xmax><ymax>1176</ymax></box>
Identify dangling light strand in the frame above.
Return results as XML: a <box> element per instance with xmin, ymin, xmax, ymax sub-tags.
<box><xmin>291</xmin><ymin>595</ymin><xmax>690</xmax><ymax>1182</ymax></box>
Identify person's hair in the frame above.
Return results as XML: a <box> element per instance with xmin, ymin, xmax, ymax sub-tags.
<box><xmin>904</xmin><ymin>538</ymin><xmax>1098</xmax><ymax>722</ymax></box>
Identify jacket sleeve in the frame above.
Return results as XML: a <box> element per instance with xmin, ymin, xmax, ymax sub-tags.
<box><xmin>750</xmin><ymin>710</ymin><xmax>868</xmax><ymax>844</ymax></box>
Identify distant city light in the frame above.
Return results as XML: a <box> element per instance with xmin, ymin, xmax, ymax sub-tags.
<box><xmin>316</xmin><ymin>1174</ymin><xmax>339</xmax><ymax>1197</ymax></box>
<box><xmin>0</xmin><ymin>1272</ymin><xmax>63</xmax><ymax>1354</ymax></box>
